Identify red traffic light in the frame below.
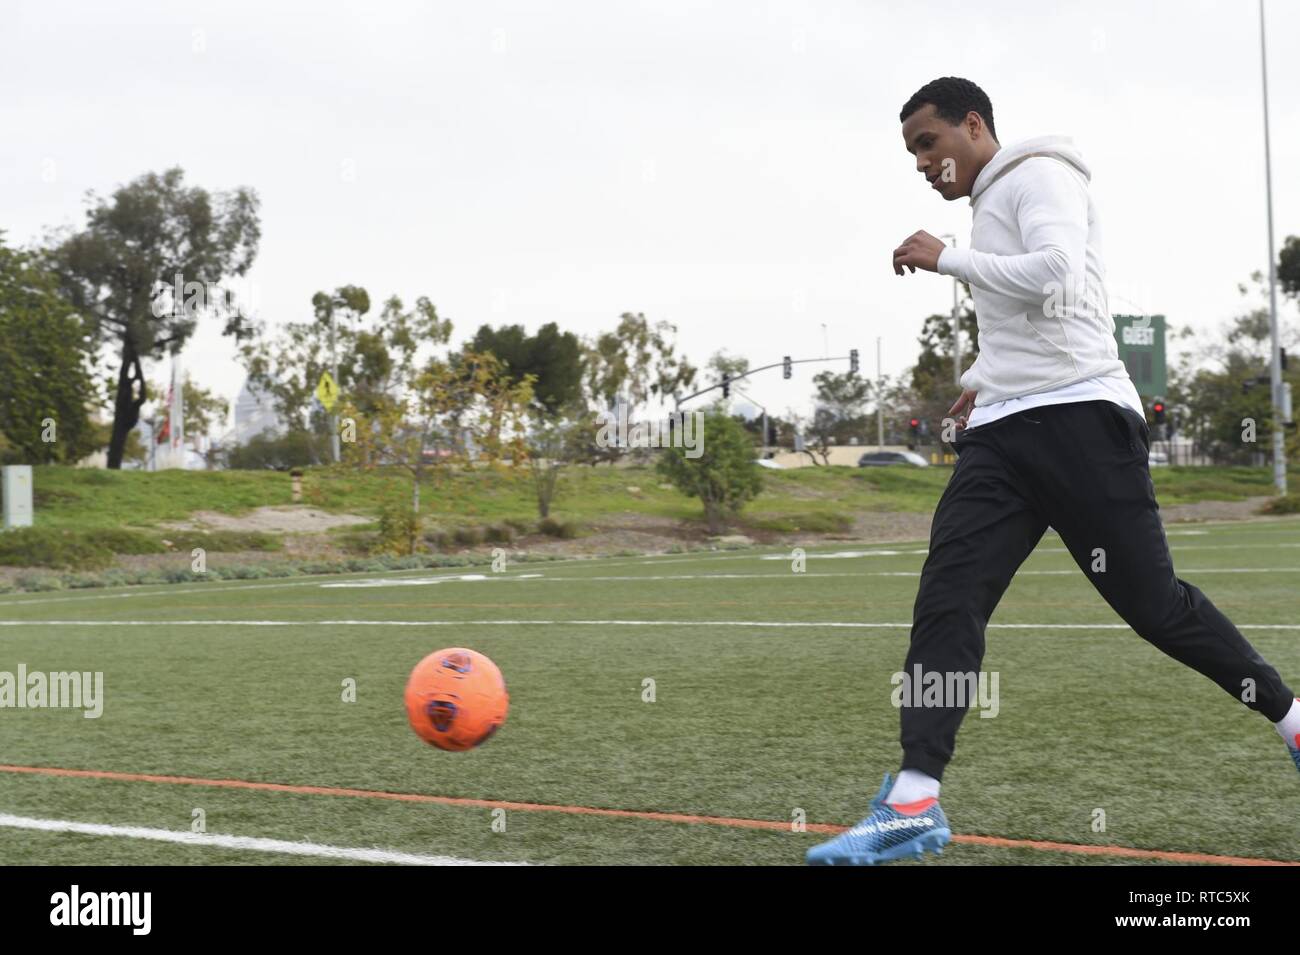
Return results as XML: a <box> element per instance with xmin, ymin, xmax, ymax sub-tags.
<box><xmin>909</xmin><ymin>418</ymin><xmax>920</xmax><ymax>427</ymax></box>
<box><xmin>1153</xmin><ymin>402</ymin><xmax>1164</xmax><ymax>413</ymax></box>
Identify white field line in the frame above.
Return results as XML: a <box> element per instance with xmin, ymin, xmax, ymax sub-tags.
<box><xmin>2</xmin><ymin>619</ymin><xmax>1299</xmax><ymax>631</ymax></box>
<box><xmin>319</xmin><ymin>571</ymin><xmax>865</xmax><ymax>587</ymax></box>
<box><xmin>1</xmin><ymin>565</ymin><xmax>1299</xmax><ymax>619</ymax></box>
<box><xmin>0</xmin><ymin>570</ymin><xmax>872</xmax><ymax>607</ymax></box>
<box><xmin>0</xmin><ymin>813</ymin><xmax>525</xmax><ymax>866</ymax></box>
<box><xmin>0</xmin><ymin>549</ymin><xmax>743</xmax><ymax>609</ymax></box>
<box><xmin>0</xmin><ymin>554</ymin><xmax>824</xmax><ymax>607</ymax></box>
<box><xmin>313</xmin><ymin>567</ymin><xmax>1300</xmax><ymax>589</ymax></box>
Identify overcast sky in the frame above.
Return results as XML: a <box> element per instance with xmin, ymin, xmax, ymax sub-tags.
<box><xmin>3</xmin><ymin>0</ymin><xmax>1298</xmax><ymax>427</ymax></box>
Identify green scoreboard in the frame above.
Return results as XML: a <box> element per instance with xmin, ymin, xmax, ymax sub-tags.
<box><xmin>1112</xmin><ymin>313</ymin><xmax>1166</xmax><ymax>399</ymax></box>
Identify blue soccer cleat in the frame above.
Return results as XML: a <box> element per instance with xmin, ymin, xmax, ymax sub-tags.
<box><xmin>806</xmin><ymin>772</ymin><xmax>952</xmax><ymax>866</ymax></box>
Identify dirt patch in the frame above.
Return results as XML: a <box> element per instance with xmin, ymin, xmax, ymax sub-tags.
<box><xmin>1159</xmin><ymin>497</ymin><xmax>1278</xmax><ymax>523</ymax></box>
<box><xmin>161</xmin><ymin>506</ymin><xmax>372</xmax><ymax>534</ymax></box>
<box><xmin>845</xmin><ymin>512</ymin><xmax>933</xmax><ymax>543</ymax></box>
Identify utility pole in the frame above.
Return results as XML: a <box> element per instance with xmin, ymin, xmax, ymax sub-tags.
<box><xmin>1259</xmin><ymin>0</ymin><xmax>1286</xmax><ymax>494</ymax></box>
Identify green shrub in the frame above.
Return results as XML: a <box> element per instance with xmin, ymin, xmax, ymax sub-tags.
<box><xmin>537</xmin><ymin>517</ymin><xmax>579</xmax><ymax>539</ymax></box>
<box><xmin>84</xmin><ymin>528</ymin><xmax>167</xmax><ymax>555</ymax></box>
<box><xmin>377</xmin><ymin>500</ymin><xmax>421</xmax><ymax>555</ymax></box>
<box><xmin>484</xmin><ymin>523</ymin><xmax>516</xmax><ymax>544</ymax></box>
<box><xmin>224</xmin><ymin>431</ymin><xmax>327</xmax><ymax>469</ymax></box>
<box><xmin>423</xmin><ymin>528</ymin><xmax>452</xmax><ymax>550</ymax></box>
<box><xmin>227</xmin><ymin>565</ymin><xmax>271</xmax><ymax>580</ymax></box>
<box><xmin>15</xmin><ymin>572</ymin><xmax>65</xmax><ymax>591</ymax></box>
<box><xmin>452</xmin><ymin>525</ymin><xmax>484</xmax><ymax>546</ymax></box>
<box><xmin>163</xmin><ymin>530</ymin><xmax>281</xmax><ymax>553</ymax></box>
<box><xmin>0</xmin><ymin>528</ymin><xmax>113</xmax><ymax>570</ymax></box>
<box><xmin>749</xmin><ymin>511</ymin><xmax>853</xmax><ymax>534</ymax></box>
<box><xmin>63</xmin><ymin>573</ymin><xmax>106</xmax><ymax>589</ymax></box>
<box><xmin>1260</xmin><ymin>494</ymin><xmax>1300</xmax><ymax>515</ymax></box>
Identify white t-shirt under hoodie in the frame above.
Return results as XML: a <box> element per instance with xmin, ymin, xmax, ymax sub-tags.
<box><xmin>935</xmin><ymin>135</ymin><xmax>1143</xmax><ymax>429</ymax></box>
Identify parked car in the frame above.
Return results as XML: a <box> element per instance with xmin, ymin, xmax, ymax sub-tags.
<box><xmin>857</xmin><ymin>450</ymin><xmax>929</xmax><ymax>468</ymax></box>
<box><xmin>1148</xmin><ymin>449</ymin><xmax>1169</xmax><ymax>467</ymax></box>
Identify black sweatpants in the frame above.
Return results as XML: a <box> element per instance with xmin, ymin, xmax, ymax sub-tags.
<box><xmin>900</xmin><ymin>398</ymin><xmax>1295</xmax><ymax>781</ymax></box>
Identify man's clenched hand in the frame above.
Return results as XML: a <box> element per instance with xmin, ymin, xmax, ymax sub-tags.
<box><xmin>892</xmin><ymin>230</ymin><xmax>947</xmax><ymax>275</ymax></box>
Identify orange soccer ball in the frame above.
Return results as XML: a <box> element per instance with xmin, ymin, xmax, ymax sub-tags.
<box><xmin>404</xmin><ymin>648</ymin><xmax>509</xmax><ymax>751</ymax></box>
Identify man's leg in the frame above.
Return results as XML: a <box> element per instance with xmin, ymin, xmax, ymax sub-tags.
<box><xmin>900</xmin><ymin>422</ymin><xmax>1049</xmax><ymax>781</ymax></box>
<box><xmin>1032</xmin><ymin>400</ymin><xmax>1295</xmax><ymax>722</ymax></box>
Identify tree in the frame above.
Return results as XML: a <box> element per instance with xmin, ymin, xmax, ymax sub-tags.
<box><xmin>584</xmin><ymin>312</ymin><xmax>697</xmax><ymax>411</ymax></box>
<box><xmin>47</xmin><ymin>168</ymin><xmax>260</xmax><ymax>468</ymax></box>
<box><xmin>811</xmin><ymin>370</ymin><xmax>872</xmax><ymax>444</ymax></box>
<box><xmin>342</xmin><ymin>351</ymin><xmax>533</xmax><ymax>553</ymax></box>
<box><xmin>0</xmin><ymin>238</ymin><xmax>101</xmax><ymax>464</ymax></box>
<box><xmin>239</xmin><ymin>288</ymin><xmax>450</xmax><ymax>441</ymax></box>
<box><xmin>522</xmin><ymin>411</ymin><xmax>585</xmax><ymax>518</ymax></box>
<box><xmin>707</xmin><ymin>349</ymin><xmax>750</xmax><ymax>382</ymax></box>
<box><xmin>470</xmin><ymin>322</ymin><xmax>584</xmax><ymax>415</ymax></box>
<box><xmin>181</xmin><ymin>380</ymin><xmax>231</xmax><ymax>451</ymax></box>
<box><xmin>1279</xmin><ymin>234</ymin><xmax>1300</xmax><ymax>302</ymax></box>
<box><xmin>657</xmin><ymin>409</ymin><xmax>763</xmax><ymax>534</ymax></box>
<box><xmin>1168</xmin><ymin>273</ymin><xmax>1299</xmax><ymax>464</ymax></box>
<box><xmin>909</xmin><ymin>305</ymin><xmax>979</xmax><ymax>444</ymax></box>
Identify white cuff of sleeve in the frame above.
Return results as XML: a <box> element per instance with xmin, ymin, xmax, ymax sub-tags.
<box><xmin>936</xmin><ymin>245</ymin><xmax>970</xmax><ymax>279</ymax></box>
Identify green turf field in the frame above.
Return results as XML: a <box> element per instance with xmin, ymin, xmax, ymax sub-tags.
<box><xmin>1</xmin><ymin>518</ymin><xmax>1298</xmax><ymax>865</ymax></box>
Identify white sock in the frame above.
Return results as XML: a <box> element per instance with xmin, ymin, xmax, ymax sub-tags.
<box><xmin>887</xmin><ymin>769</ymin><xmax>941</xmax><ymax>804</ymax></box>
<box><xmin>1273</xmin><ymin>697</ymin><xmax>1300</xmax><ymax>750</ymax></box>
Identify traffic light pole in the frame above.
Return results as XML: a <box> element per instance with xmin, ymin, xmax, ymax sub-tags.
<box><xmin>673</xmin><ymin>354</ymin><xmax>859</xmax><ymax>410</ymax></box>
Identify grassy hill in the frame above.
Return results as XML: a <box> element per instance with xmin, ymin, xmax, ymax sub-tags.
<box><xmin>19</xmin><ymin>461</ymin><xmax>1296</xmax><ymax>530</ymax></box>
<box><xmin>0</xmin><ymin>462</ymin><xmax>1294</xmax><ymax>585</ymax></box>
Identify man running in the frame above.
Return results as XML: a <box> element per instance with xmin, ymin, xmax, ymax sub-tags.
<box><xmin>806</xmin><ymin>76</ymin><xmax>1300</xmax><ymax>866</ymax></box>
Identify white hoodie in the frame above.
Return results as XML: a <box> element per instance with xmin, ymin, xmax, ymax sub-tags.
<box><xmin>937</xmin><ymin>135</ymin><xmax>1131</xmax><ymax>409</ymax></box>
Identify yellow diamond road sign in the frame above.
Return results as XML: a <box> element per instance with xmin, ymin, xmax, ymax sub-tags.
<box><xmin>315</xmin><ymin>371</ymin><xmax>339</xmax><ymax>411</ymax></box>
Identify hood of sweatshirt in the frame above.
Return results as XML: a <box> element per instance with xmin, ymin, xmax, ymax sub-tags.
<box><xmin>969</xmin><ymin>135</ymin><xmax>1090</xmax><ymax>205</ymax></box>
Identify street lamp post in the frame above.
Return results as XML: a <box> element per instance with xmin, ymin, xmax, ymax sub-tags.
<box><xmin>1259</xmin><ymin>0</ymin><xmax>1287</xmax><ymax>495</ymax></box>
<box><xmin>940</xmin><ymin>233</ymin><xmax>960</xmax><ymax>387</ymax></box>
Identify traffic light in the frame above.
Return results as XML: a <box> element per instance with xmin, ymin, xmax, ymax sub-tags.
<box><xmin>721</xmin><ymin>373</ymin><xmax>730</xmax><ymax>399</ymax></box>
<box><xmin>1152</xmin><ymin>399</ymin><xmax>1166</xmax><ymax>425</ymax></box>
<box><xmin>849</xmin><ymin>349</ymin><xmax>859</xmax><ymax>374</ymax></box>
<box><xmin>783</xmin><ymin>356</ymin><xmax>792</xmax><ymax>379</ymax></box>
<box><xmin>908</xmin><ymin>416</ymin><xmax>920</xmax><ymax>448</ymax></box>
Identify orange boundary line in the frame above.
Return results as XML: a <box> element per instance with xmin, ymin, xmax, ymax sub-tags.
<box><xmin>1</xmin><ymin>764</ymin><xmax>1294</xmax><ymax>866</ymax></box>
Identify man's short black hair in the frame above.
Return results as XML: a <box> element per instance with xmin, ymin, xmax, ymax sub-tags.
<box><xmin>900</xmin><ymin>77</ymin><xmax>997</xmax><ymax>142</ymax></box>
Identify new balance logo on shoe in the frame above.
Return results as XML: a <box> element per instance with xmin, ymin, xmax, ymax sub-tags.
<box><xmin>847</xmin><ymin>815</ymin><xmax>936</xmax><ymax>837</ymax></box>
